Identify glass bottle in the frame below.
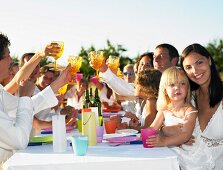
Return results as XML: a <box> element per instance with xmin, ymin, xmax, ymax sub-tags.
<box><xmin>94</xmin><ymin>88</ymin><xmax>103</xmax><ymax>126</ymax></box>
<box><xmin>83</xmin><ymin>89</ymin><xmax>91</xmax><ymax>109</ymax></box>
<box><xmin>89</xmin><ymin>87</ymin><xmax>94</xmax><ymax>105</ymax></box>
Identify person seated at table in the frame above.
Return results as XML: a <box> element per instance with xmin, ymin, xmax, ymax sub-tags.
<box><xmin>65</xmin><ymin>77</ymin><xmax>88</xmax><ymax>111</ymax></box>
<box><xmin>0</xmin><ymin>32</ymin><xmax>72</xmax><ymax>164</ymax></box>
<box><xmin>125</xmin><ymin>69</ymin><xmax>161</xmax><ymax>130</ymax></box>
<box><xmin>119</xmin><ymin>64</ymin><xmax>136</xmax><ymax>114</ymax></box>
<box><xmin>110</xmin><ymin>69</ymin><xmax>161</xmax><ymax>130</ymax></box>
<box><xmin>146</xmin><ymin>67</ymin><xmax>197</xmax><ymax>149</ymax></box>
<box><xmin>18</xmin><ymin>53</ymin><xmax>63</xmax><ymax>132</ymax></box>
<box><xmin>90</xmin><ymin>75</ymin><xmax>121</xmax><ymax>112</ymax></box>
<box><xmin>36</xmin><ymin>66</ymin><xmax>58</xmax><ymax>91</ymax></box>
<box><xmin>1</xmin><ymin>61</ymin><xmax>19</xmax><ymax>87</ymax></box>
<box><xmin>24</xmin><ymin>62</ymin><xmax>77</xmax><ymax>129</ymax></box>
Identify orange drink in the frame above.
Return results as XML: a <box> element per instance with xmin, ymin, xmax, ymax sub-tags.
<box><xmin>51</xmin><ymin>41</ymin><xmax>64</xmax><ymax>70</ymax></box>
<box><xmin>89</xmin><ymin>51</ymin><xmax>104</xmax><ymax>77</ymax></box>
<box><xmin>68</xmin><ymin>56</ymin><xmax>82</xmax><ymax>76</ymax></box>
<box><xmin>58</xmin><ymin>84</ymin><xmax>68</xmax><ymax>95</ymax></box>
<box><xmin>108</xmin><ymin>55</ymin><xmax>120</xmax><ymax>72</ymax></box>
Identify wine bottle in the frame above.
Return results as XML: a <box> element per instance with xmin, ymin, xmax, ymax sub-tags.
<box><xmin>94</xmin><ymin>88</ymin><xmax>103</xmax><ymax>126</ymax></box>
<box><xmin>89</xmin><ymin>87</ymin><xmax>94</xmax><ymax>106</ymax></box>
<box><xmin>94</xmin><ymin>88</ymin><xmax>101</xmax><ymax>116</ymax></box>
<box><xmin>83</xmin><ymin>89</ymin><xmax>91</xmax><ymax>108</ymax></box>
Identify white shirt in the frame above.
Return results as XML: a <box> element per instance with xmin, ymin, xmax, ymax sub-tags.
<box><xmin>0</xmin><ymin>85</ymin><xmax>58</xmax><ymax>163</ymax></box>
<box><xmin>99</xmin><ymin>68</ymin><xmax>134</xmax><ymax>96</ymax></box>
<box><xmin>33</xmin><ymin>86</ymin><xmax>55</xmax><ymax>121</ymax></box>
<box><xmin>99</xmin><ymin>69</ymin><xmax>145</xmax><ymax>120</ymax></box>
<box><xmin>65</xmin><ymin>85</ymin><xmax>83</xmax><ymax>110</ymax></box>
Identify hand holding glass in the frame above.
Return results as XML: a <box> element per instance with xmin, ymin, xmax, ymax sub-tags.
<box><xmin>88</xmin><ymin>51</ymin><xmax>104</xmax><ymax>78</ymax></box>
<box><xmin>51</xmin><ymin>41</ymin><xmax>64</xmax><ymax>70</ymax></box>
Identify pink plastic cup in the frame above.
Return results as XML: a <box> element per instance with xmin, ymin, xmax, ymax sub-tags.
<box><xmin>96</xmin><ymin>126</ymin><xmax>104</xmax><ymax>143</ymax></box>
<box><xmin>141</xmin><ymin>128</ymin><xmax>158</xmax><ymax>148</ymax></box>
<box><xmin>91</xmin><ymin>76</ymin><xmax>99</xmax><ymax>85</ymax></box>
<box><xmin>76</xmin><ymin>73</ymin><xmax>83</xmax><ymax>82</ymax></box>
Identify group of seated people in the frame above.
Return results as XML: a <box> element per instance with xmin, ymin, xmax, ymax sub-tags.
<box><xmin>0</xmin><ymin>32</ymin><xmax>223</xmax><ymax>169</ymax></box>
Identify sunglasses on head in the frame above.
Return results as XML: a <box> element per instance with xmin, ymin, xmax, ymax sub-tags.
<box><xmin>123</xmin><ymin>72</ymin><xmax>134</xmax><ymax>76</ymax></box>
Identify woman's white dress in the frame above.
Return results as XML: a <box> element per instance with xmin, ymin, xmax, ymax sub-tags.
<box><xmin>165</xmin><ymin>101</ymin><xmax>223</xmax><ymax>170</ymax></box>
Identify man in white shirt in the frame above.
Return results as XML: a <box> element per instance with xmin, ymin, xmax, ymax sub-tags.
<box><xmin>0</xmin><ymin>33</ymin><xmax>72</xmax><ymax>164</ymax></box>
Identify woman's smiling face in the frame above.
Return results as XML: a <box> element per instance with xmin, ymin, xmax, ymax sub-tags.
<box><xmin>182</xmin><ymin>52</ymin><xmax>211</xmax><ymax>87</ymax></box>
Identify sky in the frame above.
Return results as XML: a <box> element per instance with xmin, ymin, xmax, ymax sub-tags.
<box><xmin>1</xmin><ymin>0</ymin><xmax>223</xmax><ymax>66</ymax></box>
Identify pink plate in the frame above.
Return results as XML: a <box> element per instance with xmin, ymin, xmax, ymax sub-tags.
<box><xmin>106</xmin><ymin>136</ymin><xmax>140</xmax><ymax>143</ymax></box>
<box><xmin>102</xmin><ymin>112</ymin><xmax>124</xmax><ymax>118</ymax></box>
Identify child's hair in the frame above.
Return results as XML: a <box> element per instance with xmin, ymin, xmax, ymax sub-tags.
<box><xmin>135</xmin><ymin>69</ymin><xmax>162</xmax><ymax>100</ymax></box>
<box><xmin>157</xmin><ymin>66</ymin><xmax>191</xmax><ymax>110</ymax></box>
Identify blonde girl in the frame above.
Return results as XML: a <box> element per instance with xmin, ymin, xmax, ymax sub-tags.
<box><xmin>146</xmin><ymin>66</ymin><xmax>197</xmax><ymax>147</ymax></box>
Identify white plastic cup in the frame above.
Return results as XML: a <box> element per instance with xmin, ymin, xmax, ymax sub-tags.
<box><xmin>52</xmin><ymin>114</ymin><xmax>67</xmax><ymax>152</ymax></box>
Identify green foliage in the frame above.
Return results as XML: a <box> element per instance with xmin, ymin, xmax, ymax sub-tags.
<box><xmin>11</xmin><ymin>56</ymin><xmax>19</xmax><ymax>63</ymax></box>
<box><xmin>39</xmin><ymin>58</ymin><xmax>53</xmax><ymax>67</ymax></box>
<box><xmin>206</xmin><ymin>39</ymin><xmax>223</xmax><ymax>76</ymax></box>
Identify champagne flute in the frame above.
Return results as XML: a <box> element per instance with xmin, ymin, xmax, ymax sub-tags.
<box><xmin>88</xmin><ymin>51</ymin><xmax>104</xmax><ymax>78</ymax></box>
<box><xmin>68</xmin><ymin>55</ymin><xmax>82</xmax><ymax>84</ymax></box>
<box><xmin>52</xmin><ymin>41</ymin><xmax>64</xmax><ymax>70</ymax></box>
<box><xmin>107</xmin><ymin>55</ymin><xmax>120</xmax><ymax>73</ymax></box>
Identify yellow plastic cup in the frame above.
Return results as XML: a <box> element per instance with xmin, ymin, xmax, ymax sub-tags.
<box><xmin>77</xmin><ymin>119</ymin><xmax>82</xmax><ymax>132</ymax></box>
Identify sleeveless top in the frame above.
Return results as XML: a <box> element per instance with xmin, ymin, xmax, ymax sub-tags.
<box><xmin>164</xmin><ymin>109</ymin><xmax>197</xmax><ymax>126</ymax></box>
<box><xmin>171</xmin><ymin>101</ymin><xmax>223</xmax><ymax>170</ymax></box>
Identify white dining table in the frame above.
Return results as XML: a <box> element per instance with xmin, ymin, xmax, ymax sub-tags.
<box><xmin>3</xmin><ymin>141</ymin><xmax>179</xmax><ymax>170</ymax></box>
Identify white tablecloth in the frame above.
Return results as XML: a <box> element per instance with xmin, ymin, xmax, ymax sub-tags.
<box><xmin>3</xmin><ymin>142</ymin><xmax>179</xmax><ymax>170</ymax></box>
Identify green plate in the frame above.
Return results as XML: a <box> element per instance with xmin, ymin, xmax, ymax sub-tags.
<box><xmin>29</xmin><ymin>135</ymin><xmax>53</xmax><ymax>144</ymax></box>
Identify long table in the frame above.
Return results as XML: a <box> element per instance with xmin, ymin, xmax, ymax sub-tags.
<box><xmin>3</xmin><ymin>142</ymin><xmax>179</xmax><ymax>170</ymax></box>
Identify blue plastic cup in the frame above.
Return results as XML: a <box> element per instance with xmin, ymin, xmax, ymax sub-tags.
<box><xmin>71</xmin><ymin>135</ymin><xmax>88</xmax><ymax>156</ymax></box>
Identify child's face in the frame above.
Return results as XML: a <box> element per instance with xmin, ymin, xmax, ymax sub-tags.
<box><xmin>165</xmin><ymin>79</ymin><xmax>188</xmax><ymax>102</ymax></box>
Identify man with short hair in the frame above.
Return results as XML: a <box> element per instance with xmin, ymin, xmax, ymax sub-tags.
<box><xmin>122</xmin><ymin>64</ymin><xmax>135</xmax><ymax>83</ymax></box>
<box><xmin>153</xmin><ymin>43</ymin><xmax>179</xmax><ymax>73</ymax></box>
<box><xmin>0</xmin><ymin>32</ymin><xmax>71</xmax><ymax>164</ymax></box>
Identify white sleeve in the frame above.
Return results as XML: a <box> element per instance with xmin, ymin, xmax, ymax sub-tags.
<box><xmin>0</xmin><ymin>96</ymin><xmax>33</xmax><ymax>150</ymax></box>
<box><xmin>0</xmin><ymin>85</ymin><xmax>57</xmax><ymax>151</ymax></box>
<box><xmin>99</xmin><ymin>68</ymin><xmax>135</xmax><ymax>96</ymax></box>
<box><xmin>31</xmin><ymin>86</ymin><xmax>58</xmax><ymax>115</ymax></box>
<box><xmin>34</xmin><ymin>108</ymin><xmax>53</xmax><ymax>121</ymax></box>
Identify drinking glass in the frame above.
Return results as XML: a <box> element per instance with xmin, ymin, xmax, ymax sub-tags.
<box><xmin>141</xmin><ymin>128</ymin><xmax>158</xmax><ymax>148</ymax></box>
<box><xmin>76</xmin><ymin>73</ymin><xmax>83</xmax><ymax>82</ymax></box>
<box><xmin>68</xmin><ymin>55</ymin><xmax>82</xmax><ymax>84</ymax></box>
<box><xmin>107</xmin><ymin>55</ymin><xmax>120</xmax><ymax>72</ymax></box>
<box><xmin>68</xmin><ymin>56</ymin><xmax>82</xmax><ymax>76</ymax></box>
<box><xmin>88</xmin><ymin>51</ymin><xmax>104</xmax><ymax>78</ymax></box>
<box><xmin>71</xmin><ymin>135</ymin><xmax>88</xmax><ymax>156</ymax></box>
<box><xmin>51</xmin><ymin>41</ymin><xmax>64</xmax><ymax>70</ymax></box>
<box><xmin>58</xmin><ymin>84</ymin><xmax>68</xmax><ymax>95</ymax></box>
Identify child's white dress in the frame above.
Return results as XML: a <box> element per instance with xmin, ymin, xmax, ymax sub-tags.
<box><xmin>164</xmin><ymin>101</ymin><xmax>223</xmax><ymax>170</ymax></box>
